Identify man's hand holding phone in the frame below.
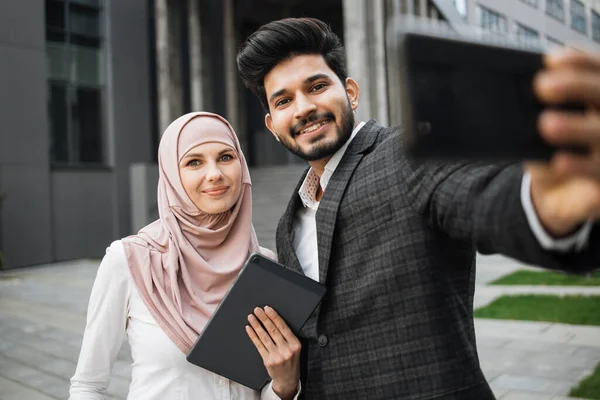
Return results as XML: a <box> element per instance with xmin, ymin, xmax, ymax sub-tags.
<box><xmin>528</xmin><ymin>49</ymin><xmax>600</xmax><ymax>236</ymax></box>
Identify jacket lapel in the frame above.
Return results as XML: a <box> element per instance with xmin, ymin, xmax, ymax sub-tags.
<box><xmin>275</xmin><ymin>168</ymin><xmax>308</xmax><ymax>276</ymax></box>
<box><xmin>316</xmin><ymin>120</ymin><xmax>380</xmax><ymax>283</ymax></box>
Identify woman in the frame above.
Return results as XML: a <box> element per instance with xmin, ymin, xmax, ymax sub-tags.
<box><xmin>69</xmin><ymin>112</ymin><xmax>301</xmax><ymax>400</ymax></box>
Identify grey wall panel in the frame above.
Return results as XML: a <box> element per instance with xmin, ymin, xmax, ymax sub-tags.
<box><xmin>0</xmin><ymin>1</ymin><xmax>52</xmax><ymax>268</ymax></box>
<box><xmin>107</xmin><ymin>0</ymin><xmax>153</xmax><ymax>238</ymax></box>
<box><xmin>0</xmin><ymin>166</ymin><xmax>53</xmax><ymax>268</ymax></box>
<box><xmin>0</xmin><ymin>45</ymin><xmax>49</xmax><ymax>165</ymax></box>
<box><xmin>0</xmin><ymin>0</ymin><xmax>44</xmax><ymax>48</ymax></box>
<box><xmin>51</xmin><ymin>171</ymin><xmax>115</xmax><ymax>261</ymax></box>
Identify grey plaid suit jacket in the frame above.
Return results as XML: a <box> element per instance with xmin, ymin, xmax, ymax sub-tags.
<box><xmin>275</xmin><ymin>120</ymin><xmax>599</xmax><ymax>399</ymax></box>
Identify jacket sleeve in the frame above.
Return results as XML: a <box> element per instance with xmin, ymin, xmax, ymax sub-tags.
<box><xmin>391</xmin><ymin>131</ymin><xmax>600</xmax><ymax>273</ymax></box>
<box><xmin>69</xmin><ymin>241</ymin><xmax>131</xmax><ymax>400</ymax></box>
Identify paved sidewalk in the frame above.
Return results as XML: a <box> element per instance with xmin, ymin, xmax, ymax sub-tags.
<box><xmin>474</xmin><ymin>254</ymin><xmax>600</xmax><ymax>399</ymax></box>
<box><xmin>0</xmin><ymin>166</ymin><xmax>598</xmax><ymax>400</ymax></box>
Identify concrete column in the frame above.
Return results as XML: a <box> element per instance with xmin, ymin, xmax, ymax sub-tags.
<box><xmin>223</xmin><ymin>0</ymin><xmax>247</xmax><ymax>151</ymax></box>
<box><xmin>155</xmin><ymin>0</ymin><xmax>172</xmax><ymax>133</ymax></box>
<box><xmin>154</xmin><ymin>0</ymin><xmax>184</xmax><ymax>133</ymax></box>
<box><xmin>391</xmin><ymin>0</ymin><xmax>403</xmax><ymax>15</ymax></box>
<box><xmin>343</xmin><ymin>0</ymin><xmax>389</xmax><ymax>126</ymax></box>
<box><xmin>420</xmin><ymin>0</ymin><xmax>427</xmax><ymax>16</ymax></box>
<box><xmin>188</xmin><ymin>0</ymin><xmax>204</xmax><ymax>111</ymax></box>
<box><xmin>167</xmin><ymin>1</ymin><xmax>184</xmax><ymax>121</ymax></box>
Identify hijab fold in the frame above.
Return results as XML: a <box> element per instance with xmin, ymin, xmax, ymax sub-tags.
<box><xmin>122</xmin><ymin>112</ymin><xmax>258</xmax><ymax>353</ymax></box>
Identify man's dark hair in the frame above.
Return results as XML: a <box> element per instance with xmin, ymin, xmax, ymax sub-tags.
<box><xmin>236</xmin><ymin>17</ymin><xmax>347</xmax><ymax>111</ymax></box>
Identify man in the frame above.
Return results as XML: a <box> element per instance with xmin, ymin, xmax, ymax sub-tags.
<box><xmin>236</xmin><ymin>18</ymin><xmax>600</xmax><ymax>399</ymax></box>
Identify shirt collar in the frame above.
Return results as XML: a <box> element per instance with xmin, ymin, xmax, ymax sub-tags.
<box><xmin>298</xmin><ymin>121</ymin><xmax>366</xmax><ymax>210</ymax></box>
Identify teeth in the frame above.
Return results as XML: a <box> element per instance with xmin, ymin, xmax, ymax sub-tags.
<box><xmin>301</xmin><ymin>120</ymin><xmax>327</xmax><ymax>134</ymax></box>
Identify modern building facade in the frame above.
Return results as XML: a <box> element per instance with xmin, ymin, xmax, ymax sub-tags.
<box><xmin>1</xmin><ymin>0</ymin><xmax>598</xmax><ymax>269</ymax></box>
<box><xmin>0</xmin><ymin>0</ymin><xmax>457</xmax><ymax>269</ymax></box>
<box><xmin>462</xmin><ymin>0</ymin><xmax>600</xmax><ymax>51</ymax></box>
<box><xmin>0</xmin><ymin>0</ymin><xmax>152</xmax><ymax>269</ymax></box>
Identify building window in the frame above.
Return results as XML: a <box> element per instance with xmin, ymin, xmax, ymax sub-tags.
<box><xmin>546</xmin><ymin>0</ymin><xmax>565</xmax><ymax>22</ymax></box>
<box><xmin>519</xmin><ymin>0</ymin><xmax>537</xmax><ymax>8</ymax></box>
<box><xmin>515</xmin><ymin>23</ymin><xmax>540</xmax><ymax>46</ymax></box>
<box><xmin>476</xmin><ymin>5</ymin><xmax>508</xmax><ymax>34</ymax></box>
<box><xmin>571</xmin><ymin>0</ymin><xmax>587</xmax><ymax>34</ymax></box>
<box><xmin>546</xmin><ymin>36</ymin><xmax>564</xmax><ymax>48</ymax></box>
<box><xmin>593</xmin><ymin>10</ymin><xmax>600</xmax><ymax>42</ymax></box>
<box><xmin>453</xmin><ymin>0</ymin><xmax>467</xmax><ymax>18</ymax></box>
<box><xmin>45</xmin><ymin>0</ymin><xmax>105</xmax><ymax>166</ymax></box>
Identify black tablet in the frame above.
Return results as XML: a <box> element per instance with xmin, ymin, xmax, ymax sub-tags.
<box><xmin>186</xmin><ymin>252</ymin><xmax>326</xmax><ymax>390</ymax></box>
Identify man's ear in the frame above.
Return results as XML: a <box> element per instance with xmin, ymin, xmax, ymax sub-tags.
<box><xmin>345</xmin><ymin>77</ymin><xmax>360</xmax><ymax>110</ymax></box>
<box><xmin>265</xmin><ymin>114</ymin><xmax>281</xmax><ymax>143</ymax></box>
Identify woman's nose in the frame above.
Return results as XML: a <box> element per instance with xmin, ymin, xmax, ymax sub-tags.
<box><xmin>205</xmin><ymin>163</ymin><xmax>223</xmax><ymax>182</ymax></box>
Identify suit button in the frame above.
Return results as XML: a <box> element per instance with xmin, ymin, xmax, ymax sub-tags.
<box><xmin>317</xmin><ymin>334</ymin><xmax>328</xmax><ymax>347</ymax></box>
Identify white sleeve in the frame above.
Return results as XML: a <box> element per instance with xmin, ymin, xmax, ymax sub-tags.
<box><xmin>69</xmin><ymin>241</ymin><xmax>131</xmax><ymax>400</ymax></box>
<box><xmin>259</xmin><ymin>246</ymin><xmax>278</xmax><ymax>262</ymax></box>
<box><xmin>521</xmin><ymin>172</ymin><xmax>592</xmax><ymax>252</ymax></box>
<box><xmin>260</xmin><ymin>380</ymin><xmax>302</xmax><ymax>400</ymax></box>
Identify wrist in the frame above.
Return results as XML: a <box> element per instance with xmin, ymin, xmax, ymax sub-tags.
<box><xmin>530</xmin><ymin>179</ymin><xmax>581</xmax><ymax>237</ymax></box>
<box><xmin>272</xmin><ymin>379</ymin><xmax>298</xmax><ymax>400</ymax></box>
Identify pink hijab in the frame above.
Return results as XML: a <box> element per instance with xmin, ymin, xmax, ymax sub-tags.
<box><xmin>122</xmin><ymin>112</ymin><xmax>260</xmax><ymax>354</ymax></box>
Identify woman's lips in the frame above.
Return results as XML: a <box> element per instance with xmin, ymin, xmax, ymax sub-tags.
<box><xmin>203</xmin><ymin>186</ymin><xmax>229</xmax><ymax>196</ymax></box>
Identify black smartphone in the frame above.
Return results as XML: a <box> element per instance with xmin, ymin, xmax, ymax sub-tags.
<box><xmin>386</xmin><ymin>19</ymin><xmax>587</xmax><ymax>161</ymax></box>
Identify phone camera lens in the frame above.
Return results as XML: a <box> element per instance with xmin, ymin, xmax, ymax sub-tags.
<box><xmin>417</xmin><ymin>121</ymin><xmax>432</xmax><ymax>135</ymax></box>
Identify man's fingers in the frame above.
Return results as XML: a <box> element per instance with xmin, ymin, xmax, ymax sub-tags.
<box><xmin>254</xmin><ymin>307</ymin><xmax>286</xmax><ymax>346</ymax></box>
<box><xmin>545</xmin><ymin>49</ymin><xmax>600</xmax><ymax>71</ymax></box>
<box><xmin>535</xmin><ymin>69</ymin><xmax>600</xmax><ymax>107</ymax></box>
<box><xmin>248</xmin><ymin>313</ymin><xmax>276</xmax><ymax>351</ymax></box>
<box><xmin>538</xmin><ymin>110</ymin><xmax>600</xmax><ymax>147</ymax></box>
<box><xmin>550</xmin><ymin>151</ymin><xmax>600</xmax><ymax>180</ymax></box>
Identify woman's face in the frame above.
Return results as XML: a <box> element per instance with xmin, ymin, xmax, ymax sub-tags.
<box><xmin>179</xmin><ymin>142</ymin><xmax>243</xmax><ymax>214</ymax></box>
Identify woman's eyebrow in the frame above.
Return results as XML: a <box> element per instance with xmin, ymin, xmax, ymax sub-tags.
<box><xmin>183</xmin><ymin>148</ymin><xmax>234</xmax><ymax>159</ymax></box>
<box><xmin>218</xmin><ymin>148</ymin><xmax>235</xmax><ymax>156</ymax></box>
<box><xmin>184</xmin><ymin>152</ymin><xmax>202</xmax><ymax>158</ymax></box>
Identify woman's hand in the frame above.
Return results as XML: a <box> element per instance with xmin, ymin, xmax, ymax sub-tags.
<box><xmin>246</xmin><ymin>306</ymin><xmax>301</xmax><ymax>400</ymax></box>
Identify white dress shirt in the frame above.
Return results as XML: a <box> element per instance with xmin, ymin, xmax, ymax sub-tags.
<box><xmin>293</xmin><ymin>122</ymin><xmax>366</xmax><ymax>281</ymax></box>
<box><xmin>69</xmin><ymin>240</ymin><xmax>297</xmax><ymax>400</ymax></box>
<box><xmin>293</xmin><ymin>122</ymin><xmax>592</xmax><ymax>281</ymax></box>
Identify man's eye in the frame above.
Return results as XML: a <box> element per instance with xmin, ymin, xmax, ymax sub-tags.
<box><xmin>311</xmin><ymin>83</ymin><xmax>326</xmax><ymax>92</ymax></box>
<box><xmin>276</xmin><ymin>99</ymin><xmax>289</xmax><ymax>107</ymax></box>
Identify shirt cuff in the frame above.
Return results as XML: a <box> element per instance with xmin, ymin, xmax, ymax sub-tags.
<box><xmin>521</xmin><ymin>172</ymin><xmax>592</xmax><ymax>252</ymax></box>
<box><xmin>261</xmin><ymin>380</ymin><xmax>302</xmax><ymax>400</ymax></box>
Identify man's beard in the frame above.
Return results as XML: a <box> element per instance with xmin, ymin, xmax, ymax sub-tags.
<box><xmin>277</xmin><ymin>99</ymin><xmax>355</xmax><ymax>161</ymax></box>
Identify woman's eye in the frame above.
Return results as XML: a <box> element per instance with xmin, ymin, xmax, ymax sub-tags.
<box><xmin>220</xmin><ymin>154</ymin><xmax>234</xmax><ymax>162</ymax></box>
<box><xmin>187</xmin><ymin>159</ymin><xmax>200</xmax><ymax>167</ymax></box>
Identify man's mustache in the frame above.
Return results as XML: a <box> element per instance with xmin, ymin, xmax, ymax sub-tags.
<box><xmin>290</xmin><ymin>112</ymin><xmax>336</xmax><ymax>137</ymax></box>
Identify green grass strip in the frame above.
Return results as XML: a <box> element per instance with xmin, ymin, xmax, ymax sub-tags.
<box><xmin>570</xmin><ymin>362</ymin><xmax>600</xmax><ymax>399</ymax></box>
<box><xmin>490</xmin><ymin>270</ymin><xmax>600</xmax><ymax>286</ymax></box>
<box><xmin>474</xmin><ymin>295</ymin><xmax>600</xmax><ymax>326</ymax></box>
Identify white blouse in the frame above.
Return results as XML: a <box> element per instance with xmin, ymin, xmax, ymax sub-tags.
<box><xmin>69</xmin><ymin>240</ymin><xmax>297</xmax><ymax>400</ymax></box>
